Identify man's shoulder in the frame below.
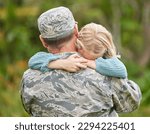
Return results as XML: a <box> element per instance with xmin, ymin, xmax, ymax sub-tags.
<box><xmin>23</xmin><ymin>68</ymin><xmax>38</xmax><ymax>76</ymax></box>
<box><xmin>23</xmin><ymin>69</ymin><xmax>41</xmax><ymax>76</ymax></box>
<box><xmin>22</xmin><ymin>68</ymin><xmax>111</xmax><ymax>83</ymax></box>
<box><xmin>22</xmin><ymin>69</ymin><xmax>44</xmax><ymax>80</ymax></box>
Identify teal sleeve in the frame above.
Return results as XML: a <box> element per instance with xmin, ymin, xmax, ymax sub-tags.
<box><xmin>95</xmin><ymin>57</ymin><xmax>127</xmax><ymax>78</ymax></box>
<box><xmin>28</xmin><ymin>52</ymin><xmax>62</xmax><ymax>72</ymax></box>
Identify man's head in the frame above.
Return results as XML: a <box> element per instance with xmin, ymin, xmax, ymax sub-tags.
<box><xmin>38</xmin><ymin>6</ymin><xmax>75</xmax><ymax>40</ymax></box>
<box><xmin>37</xmin><ymin>6</ymin><xmax>78</xmax><ymax>53</ymax></box>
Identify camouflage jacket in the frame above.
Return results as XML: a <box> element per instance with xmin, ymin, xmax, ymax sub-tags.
<box><xmin>20</xmin><ymin>68</ymin><xmax>141</xmax><ymax>117</ymax></box>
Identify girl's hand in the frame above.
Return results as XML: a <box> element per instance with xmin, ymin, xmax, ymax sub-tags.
<box><xmin>86</xmin><ymin>60</ymin><xmax>96</xmax><ymax>69</ymax></box>
<box><xmin>48</xmin><ymin>54</ymin><xmax>88</xmax><ymax>72</ymax></box>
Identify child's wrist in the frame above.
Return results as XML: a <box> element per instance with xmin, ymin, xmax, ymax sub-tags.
<box><xmin>48</xmin><ymin>60</ymin><xmax>62</xmax><ymax>69</ymax></box>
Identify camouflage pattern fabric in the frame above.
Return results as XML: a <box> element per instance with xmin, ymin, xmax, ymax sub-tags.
<box><xmin>20</xmin><ymin>68</ymin><xmax>141</xmax><ymax>117</ymax></box>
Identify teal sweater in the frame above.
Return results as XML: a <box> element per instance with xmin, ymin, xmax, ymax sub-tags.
<box><xmin>28</xmin><ymin>52</ymin><xmax>127</xmax><ymax>78</ymax></box>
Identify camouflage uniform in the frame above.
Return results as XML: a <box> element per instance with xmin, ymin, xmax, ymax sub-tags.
<box><xmin>20</xmin><ymin>66</ymin><xmax>141</xmax><ymax>117</ymax></box>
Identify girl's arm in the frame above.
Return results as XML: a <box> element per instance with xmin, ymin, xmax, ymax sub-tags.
<box><xmin>48</xmin><ymin>54</ymin><xmax>88</xmax><ymax>72</ymax></box>
<box><xmin>28</xmin><ymin>52</ymin><xmax>62</xmax><ymax>72</ymax></box>
<box><xmin>87</xmin><ymin>57</ymin><xmax>128</xmax><ymax>78</ymax></box>
<box><xmin>28</xmin><ymin>52</ymin><xmax>87</xmax><ymax>72</ymax></box>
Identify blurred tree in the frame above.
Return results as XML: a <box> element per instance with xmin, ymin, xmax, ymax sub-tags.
<box><xmin>11</xmin><ymin>0</ymin><xmax>23</xmax><ymax>6</ymax></box>
<box><xmin>121</xmin><ymin>0</ymin><xmax>150</xmax><ymax>68</ymax></box>
<box><xmin>110</xmin><ymin>0</ymin><xmax>121</xmax><ymax>52</ymax></box>
<box><xmin>138</xmin><ymin>0</ymin><xmax>150</xmax><ymax>67</ymax></box>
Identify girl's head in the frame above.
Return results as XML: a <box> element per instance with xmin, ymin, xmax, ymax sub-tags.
<box><xmin>76</xmin><ymin>23</ymin><xmax>117</xmax><ymax>60</ymax></box>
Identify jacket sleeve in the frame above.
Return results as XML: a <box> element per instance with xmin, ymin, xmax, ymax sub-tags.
<box><xmin>28</xmin><ymin>52</ymin><xmax>62</xmax><ymax>72</ymax></box>
<box><xmin>95</xmin><ymin>57</ymin><xmax>128</xmax><ymax>78</ymax></box>
<box><xmin>111</xmin><ymin>78</ymin><xmax>142</xmax><ymax>113</ymax></box>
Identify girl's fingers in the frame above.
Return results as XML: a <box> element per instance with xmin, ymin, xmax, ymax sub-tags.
<box><xmin>76</xmin><ymin>63</ymin><xmax>87</xmax><ymax>69</ymax></box>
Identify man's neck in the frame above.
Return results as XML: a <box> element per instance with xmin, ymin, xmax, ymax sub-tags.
<box><xmin>59</xmin><ymin>36</ymin><xmax>77</xmax><ymax>53</ymax></box>
<box><xmin>47</xmin><ymin>35</ymin><xmax>77</xmax><ymax>54</ymax></box>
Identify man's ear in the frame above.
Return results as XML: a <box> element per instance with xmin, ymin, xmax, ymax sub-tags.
<box><xmin>39</xmin><ymin>35</ymin><xmax>48</xmax><ymax>48</ymax></box>
<box><xmin>74</xmin><ymin>25</ymin><xmax>79</xmax><ymax>37</ymax></box>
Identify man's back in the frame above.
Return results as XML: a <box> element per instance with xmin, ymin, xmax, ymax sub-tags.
<box><xmin>21</xmin><ymin>68</ymin><xmax>141</xmax><ymax>117</ymax></box>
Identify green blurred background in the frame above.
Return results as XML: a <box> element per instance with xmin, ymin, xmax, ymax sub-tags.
<box><xmin>0</xmin><ymin>0</ymin><xmax>150</xmax><ymax>116</ymax></box>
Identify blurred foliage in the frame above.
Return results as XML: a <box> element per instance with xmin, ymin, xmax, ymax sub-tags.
<box><xmin>0</xmin><ymin>0</ymin><xmax>150</xmax><ymax>116</ymax></box>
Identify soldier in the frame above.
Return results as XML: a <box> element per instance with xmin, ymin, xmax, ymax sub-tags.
<box><xmin>20</xmin><ymin>6</ymin><xmax>142</xmax><ymax>117</ymax></box>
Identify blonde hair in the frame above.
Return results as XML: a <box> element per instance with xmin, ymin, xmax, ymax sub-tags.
<box><xmin>76</xmin><ymin>23</ymin><xmax>117</xmax><ymax>58</ymax></box>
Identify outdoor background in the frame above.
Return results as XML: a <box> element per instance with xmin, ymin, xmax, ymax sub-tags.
<box><xmin>0</xmin><ymin>0</ymin><xmax>150</xmax><ymax>116</ymax></box>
